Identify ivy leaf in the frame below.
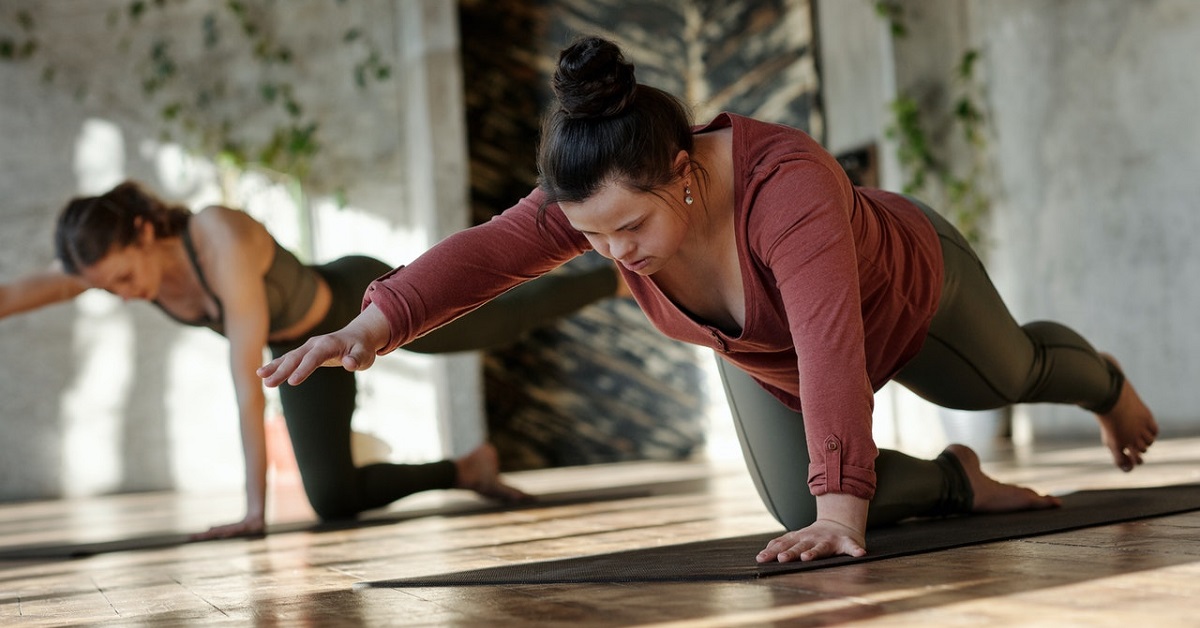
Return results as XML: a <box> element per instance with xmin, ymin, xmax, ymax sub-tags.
<box><xmin>203</xmin><ymin>13</ymin><xmax>219</xmax><ymax>48</ymax></box>
<box><xmin>284</xmin><ymin>98</ymin><xmax>301</xmax><ymax>118</ymax></box>
<box><xmin>161</xmin><ymin>102</ymin><xmax>182</xmax><ymax>120</ymax></box>
<box><xmin>958</xmin><ymin>49</ymin><xmax>979</xmax><ymax>79</ymax></box>
<box><xmin>288</xmin><ymin>123</ymin><xmax>318</xmax><ymax>158</ymax></box>
<box><xmin>955</xmin><ymin>97</ymin><xmax>979</xmax><ymax>123</ymax></box>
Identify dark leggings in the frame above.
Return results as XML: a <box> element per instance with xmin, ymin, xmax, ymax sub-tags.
<box><xmin>721</xmin><ymin>199</ymin><xmax>1124</xmax><ymax>531</ymax></box>
<box><xmin>270</xmin><ymin>257</ymin><xmax>618</xmax><ymax>520</ymax></box>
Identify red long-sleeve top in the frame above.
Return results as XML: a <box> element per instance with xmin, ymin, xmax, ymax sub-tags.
<box><xmin>364</xmin><ymin>113</ymin><xmax>943</xmax><ymax>500</ymax></box>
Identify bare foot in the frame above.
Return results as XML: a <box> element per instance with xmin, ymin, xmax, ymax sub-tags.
<box><xmin>454</xmin><ymin>443</ymin><xmax>532</xmax><ymax>503</ymax></box>
<box><xmin>1096</xmin><ymin>353</ymin><xmax>1158</xmax><ymax>472</ymax></box>
<box><xmin>944</xmin><ymin>444</ymin><xmax>1062</xmax><ymax>512</ymax></box>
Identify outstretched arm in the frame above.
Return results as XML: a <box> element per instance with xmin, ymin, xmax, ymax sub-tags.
<box><xmin>263</xmin><ymin>187</ymin><xmax>593</xmax><ymax>383</ymax></box>
<box><xmin>0</xmin><ymin>267</ymin><xmax>89</xmax><ymax>319</ymax></box>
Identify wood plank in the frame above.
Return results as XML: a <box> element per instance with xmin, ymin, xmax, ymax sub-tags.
<box><xmin>0</xmin><ymin>443</ymin><xmax>1198</xmax><ymax>626</ymax></box>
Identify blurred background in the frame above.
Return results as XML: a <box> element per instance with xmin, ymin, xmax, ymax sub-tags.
<box><xmin>0</xmin><ymin>0</ymin><xmax>1195</xmax><ymax>502</ymax></box>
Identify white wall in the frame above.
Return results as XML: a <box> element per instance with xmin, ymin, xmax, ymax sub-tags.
<box><xmin>817</xmin><ymin>0</ymin><xmax>1200</xmax><ymax>450</ymax></box>
<box><xmin>0</xmin><ymin>0</ymin><xmax>479</xmax><ymax>501</ymax></box>
<box><xmin>977</xmin><ymin>0</ymin><xmax>1200</xmax><ymax>440</ymax></box>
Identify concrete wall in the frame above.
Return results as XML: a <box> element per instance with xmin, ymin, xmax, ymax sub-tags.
<box><xmin>818</xmin><ymin>0</ymin><xmax>1200</xmax><ymax>450</ymax></box>
<box><xmin>977</xmin><ymin>0</ymin><xmax>1200</xmax><ymax>441</ymax></box>
<box><xmin>0</xmin><ymin>1</ymin><xmax>479</xmax><ymax>501</ymax></box>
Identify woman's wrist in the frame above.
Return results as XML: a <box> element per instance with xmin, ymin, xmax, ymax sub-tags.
<box><xmin>814</xmin><ymin>492</ymin><xmax>869</xmax><ymax>533</ymax></box>
<box><xmin>354</xmin><ymin>304</ymin><xmax>393</xmax><ymax>355</ymax></box>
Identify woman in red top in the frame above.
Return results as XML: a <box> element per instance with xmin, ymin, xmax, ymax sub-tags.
<box><xmin>261</xmin><ymin>37</ymin><xmax>1157</xmax><ymax>563</ymax></box>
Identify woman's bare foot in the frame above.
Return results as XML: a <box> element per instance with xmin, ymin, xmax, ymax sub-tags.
<box><xmin>944</xmin><ymin>444</ymin><xmax>1062</xmax><ymax>512</ymax></box>
<box><xmin>454</xmin><ymin>443</ymin><xmax>532</xmax><ymax>503</ymax></box>
<box><xmin>1096</xmin><ymin>353</ymin><xmax>1158</xmax><ymax>472</ymax></box>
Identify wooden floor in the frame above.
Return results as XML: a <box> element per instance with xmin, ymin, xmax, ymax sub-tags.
<box><xmin>2</xmin><ymin>437</ymin><xmax>1199</xmax><ymax>627</ymax></box>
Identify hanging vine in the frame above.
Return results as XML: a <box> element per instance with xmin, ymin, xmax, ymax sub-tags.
<box><xmin>876</xmin><ymin>1</ymin><xmax>994</xmax><ymax>248</ymax></box>
<box><xmin>1</xmin><ymin>0</ymin><xmax>392</xmax><ymax>194</ymax></box>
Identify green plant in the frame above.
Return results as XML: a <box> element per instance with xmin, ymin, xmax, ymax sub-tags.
<box><xmin>0</xmin><ymin>9</ymin><xmax>36</xmax><ymax>61</ymax></box>
<box><xmin>1</xmin><ymin>0</ymin><xmax>391</xmax><ymax>199</ymax></box>
<box><xmin>873</xmin><ymin>1</ymin><xmax>907</xmax><ymax>38</ymax></box>
<box><xmin>881</xmin><ymin>6</ymin><xmax>993</xmax><ymax>249</ymax></box>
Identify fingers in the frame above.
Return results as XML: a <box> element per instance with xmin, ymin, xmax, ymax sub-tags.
<box><xmin>756</xmin><ymin>529</ymin><xmax>867</xmax><ymax>564</ymax></box>
<box><xmin>188</xmin><ymin>522</ymin><xmax>264</xmax><ymax>541</ymax></box>
<box><xmin>257</xmin><ymin>357</ymin><xmax>288</xmax><ymax>387</ymax></box>
<box><xmin>489</xmin><ymin>482</ymin><xmax>535</xmax><ymax>504</ymax></box>
<box><xmin>258</xmin><ymin>335</ymin><xmax>368</xmax><ymax>387</ymax></box>
<box><xmin>287</xmin><ymin>344</ymin><xmax>330</xmax><ymax>386</ymax></box>
<box><xmin>258</xmin><ymin>351</ymin><xmax>306</xmax><ymax>388</ymax></box>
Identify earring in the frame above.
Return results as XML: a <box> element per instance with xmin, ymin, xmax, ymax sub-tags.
<box><xmin>684</xmin><ymin>184</ymin><xmax>694</xmax><ymax>205</ymax></box>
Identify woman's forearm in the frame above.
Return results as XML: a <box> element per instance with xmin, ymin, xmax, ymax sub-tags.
<box><xmin>235</xmin><ymin>383</ymin><xmax>269</xmax><ymax>519</ymax></box>
<box><xmin>0</xmin><ymin>269</ymin><xmax>88</xmax><ymax>319</ymax></box>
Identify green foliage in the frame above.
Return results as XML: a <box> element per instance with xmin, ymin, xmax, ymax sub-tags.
<box><xmin>1</xmin><ymin>0</ymin><xmax>391</xmax><ymax>192</ymax></box>
<box><xmin>873</xmin><ymin>1</ymin><xmax>907</xmax><ymax>38</ymax></box>
<box><xmin>879</xmin><ymin>5</ymin><xmax>994</xmax><ymax>249</ymax></box>
<box><xmin>0</xmin><ymin>9</ymin><xmax>37</xmax><ymax>61</ymax></box>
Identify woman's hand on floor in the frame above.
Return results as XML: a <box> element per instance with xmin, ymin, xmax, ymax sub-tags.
<box><xmin>757</xmin><ymin>492</ymin><xmax>869</xmax><ymax>563</ymax></box>
<box><xmin>756</xmin><ymin>519</ymin><xmax>867</xmax><ymax>563</ymax></box>
<box><xmin>190</xmin><ymin>514</ymin><xmax>266</xmax><ymax>541</ymax></box>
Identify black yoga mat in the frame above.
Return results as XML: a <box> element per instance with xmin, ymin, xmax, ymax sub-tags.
<box><xmin>358</xmin><ymin>483</ymin><xmax>1200</xmax><ymax>587</ymax></box>
<box><xmin>0</xmin><ymin>480</ymin><xmax>705</xmax><ymax>560</ymax></box>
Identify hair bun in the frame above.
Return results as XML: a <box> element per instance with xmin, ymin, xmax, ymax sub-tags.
<box><xmin>552</xmin><ymin>37</ymin><xmax>637</xmax><ymax>120</ymax></box>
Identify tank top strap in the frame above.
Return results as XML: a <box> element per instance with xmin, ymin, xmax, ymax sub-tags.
<box><xmin>179</xmin><ymin>224</ymin><xmax>226</xmax><ymax>327</ymax></box>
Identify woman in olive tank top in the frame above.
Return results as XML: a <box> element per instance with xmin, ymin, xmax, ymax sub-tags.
<box><xmin>0</xmin><ymin>180</ymin><xmax>624</xmax><ymax>539</ymax></box>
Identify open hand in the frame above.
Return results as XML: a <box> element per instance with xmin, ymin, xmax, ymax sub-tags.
<box><xmin>190</xmin><ymin>514</ymin><xmax>266</xmax><ymax>541</ymax></box>
<box><xmin>258</xmin><ymin>305</ymin><xmax>390</xmax><ymax>387</ymax></box>
<box><xmin>756</xmin><ymin>519</ymin><xmax>867</xmax><ymax>563</ymax></box>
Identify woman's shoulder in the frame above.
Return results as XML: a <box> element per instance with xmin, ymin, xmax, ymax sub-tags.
<box><xmin>189</xmin><ymin>205</ymin><xmax>275</xmax><ymax>264</ymax></box>
<box><xmin>191</xmin><ymin>205</ymin><xmax>269</xmax><ymax>237</ymax></box>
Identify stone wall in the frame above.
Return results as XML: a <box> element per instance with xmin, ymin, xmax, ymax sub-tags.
<box><xmin>459</xmin><ymin>0</ymin><xmax>821</xmax><ymax>469</ymax></box>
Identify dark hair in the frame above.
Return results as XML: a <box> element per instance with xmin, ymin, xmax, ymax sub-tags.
<box><xmin>536</xmin><ymin>36</ymin><xmax>696</xmax><ymax>219</ymax></box>
<box><xmin>54</xmin><ymin>181</ymin><xmax>192</xmax><ymax>275</ymax></box>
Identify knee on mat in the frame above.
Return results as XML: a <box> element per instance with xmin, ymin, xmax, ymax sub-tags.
<box><xmin>306</xmin><ymin>490</ymin><xmax>362</xmax><ymax>522</ymax></box>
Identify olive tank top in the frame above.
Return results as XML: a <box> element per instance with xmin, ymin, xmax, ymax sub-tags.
<box><xmin>155</xmin><ymin>222</ymin><xmax>320</xmax><ymax>336</ymax></box>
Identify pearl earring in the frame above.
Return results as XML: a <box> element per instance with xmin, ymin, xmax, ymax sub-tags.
<box><xmin>684</xmin><ymin>184</ymin><xmax>694</xmax><ymax>205</ymax></box>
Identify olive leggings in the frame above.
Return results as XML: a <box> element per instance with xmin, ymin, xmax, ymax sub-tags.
<box><xmin>270</xmin><ymin>256</ymin><xmax>618</xmax><ymax>520</ymax></box>
<box><xmin>720</xmin><ymin>200</ymin><xmax>1123</xmax><ymax>531</ymax></box>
